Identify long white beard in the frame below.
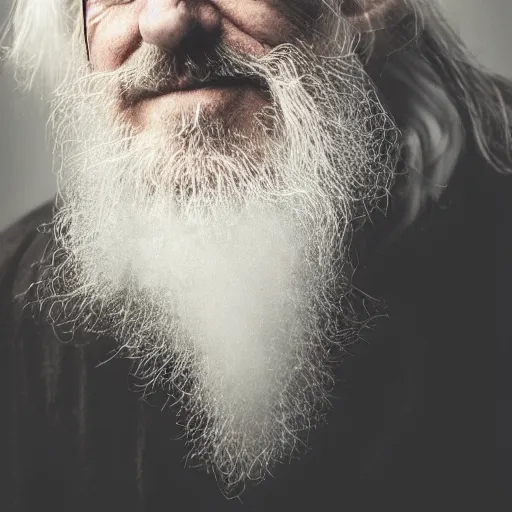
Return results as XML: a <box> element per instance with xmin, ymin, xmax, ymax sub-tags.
<box><xmin>38</xmin><ymin>39</ymin><xmax>398</xmax><ymax>495</ymax></box>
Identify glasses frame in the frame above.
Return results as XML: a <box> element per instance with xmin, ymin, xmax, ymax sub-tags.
<box><xmin>82</xmin><ymin>0</ymin><xmax>90</xmax><ymax>60</ymax></box>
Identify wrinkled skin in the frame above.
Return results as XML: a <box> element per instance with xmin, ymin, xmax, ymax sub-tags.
<box><xmin>85</xmin><ymin>0</ymin><xmax>323</xmax><ymax>132</ymax></box>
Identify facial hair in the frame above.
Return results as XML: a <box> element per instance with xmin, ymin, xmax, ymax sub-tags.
<box><xmin>34</xmin><ymin>33</ymin><xmax>398</xmax><ymax>496</ymax></box>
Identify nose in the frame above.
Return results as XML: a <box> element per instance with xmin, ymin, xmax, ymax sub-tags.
<box><xmin>139</xmin><ymin>0</ymin><xmax>221</xmax><ymax>52</ymax></box>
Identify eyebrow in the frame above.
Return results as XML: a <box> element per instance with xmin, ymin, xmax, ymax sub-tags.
<box><xmin>82</xmin><ymin>0</ymin><xmax>90</xmax><ymax>60</ymax></box>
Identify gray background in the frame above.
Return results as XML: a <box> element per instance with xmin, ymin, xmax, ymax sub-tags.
<box><xmin>1</xmin><ymin>0</ymin><xmax>511</xmax><ymax>231</ymax></box>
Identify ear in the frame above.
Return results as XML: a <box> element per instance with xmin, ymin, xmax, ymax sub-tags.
<box><xmin>341</xmin><ymin>0</ymin><xmax>407</xmax><ymax>32</ymax></box>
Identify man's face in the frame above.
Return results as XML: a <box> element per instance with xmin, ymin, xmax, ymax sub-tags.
<box><xmin>43</xmin><ymin>0</ymin><xmax>398</xmax><ymax>496</ymax></box>
<box><xmin>84</xmin><ymin>0</ymin><xmax>321</xmax><ymax>135</ymax></box>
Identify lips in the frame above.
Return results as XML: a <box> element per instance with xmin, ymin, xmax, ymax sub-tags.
<box><xmin>122</xmin><ymin>73</ymin><xmax>268</xmax><ymax>105</ymax></box>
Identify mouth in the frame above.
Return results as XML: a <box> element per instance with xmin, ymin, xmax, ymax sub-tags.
<box><xmin>122</xmin><ymin>74</ymin><xmax>269</xmax><ymax>105</ymax></box>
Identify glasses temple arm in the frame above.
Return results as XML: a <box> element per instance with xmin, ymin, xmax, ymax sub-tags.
<box><xmin>83</xmin><ymin>0</ymin><xmax>90</xmax><ymax>61</ymax></box>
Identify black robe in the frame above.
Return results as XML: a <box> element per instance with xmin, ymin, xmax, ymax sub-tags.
<box><xmin>0</xmin><ymin>147</ymin><xmax>506</xmax><ymax>510</ymax></box>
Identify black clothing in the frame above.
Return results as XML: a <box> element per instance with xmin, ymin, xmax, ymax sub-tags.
<box><xmin>0</xmin><ymin>149</ymin><xmax>504</xmax><ymax>510</ymax></box>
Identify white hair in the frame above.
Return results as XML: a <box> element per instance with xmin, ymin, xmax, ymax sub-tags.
<box><xmin>0</xmin><ymin>0</ymin><xmax>83</xmax><ymax>91</ymax></box>
<box><xmin>24</xmin><ymin>33</ymin><xmax>397</xmax><ymax>495</ymax></box>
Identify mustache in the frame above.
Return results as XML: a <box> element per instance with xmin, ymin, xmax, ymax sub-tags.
<box><xmin>112</xmin><ymin>43</ymin><xmax>271</xmax><ymax>105</ymax></box>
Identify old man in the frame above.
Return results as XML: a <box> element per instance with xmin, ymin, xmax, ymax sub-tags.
<box><xmin>0</xmin><ymin>0</ymin><xmax>509</xmax><ymax>509</ymax></box>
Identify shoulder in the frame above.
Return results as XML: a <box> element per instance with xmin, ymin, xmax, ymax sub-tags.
<box><xmin>0</xmin><ymin>201</ymin><xmax>54</xmax><ymax>297</ymax></box>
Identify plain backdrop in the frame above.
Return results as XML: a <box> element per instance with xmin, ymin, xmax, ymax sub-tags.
<box><xmin>0</xmin><ymin>0</ymin><xmax>511</xmax><ymax>231</ymax></box>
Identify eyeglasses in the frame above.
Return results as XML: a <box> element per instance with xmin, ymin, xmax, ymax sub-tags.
<box><xmin>82</xmin><ymin>0</ymin><xmax>90</xmax><ymax>60</ymax></box>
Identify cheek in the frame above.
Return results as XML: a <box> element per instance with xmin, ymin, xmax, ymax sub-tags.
<box><xmin>211</xmin><ymin>0</ymin><xmax>305</xmax><ymax>46</ymax></box>
<box><xmin>89</xmin><ymin>11</ymin><xmax>141</xmax><ymax>71</ymax></box>
<box><xmin>88</xmin><ymin>0</ymin><xmax>318</xmax><ymax>72</ymax></box>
